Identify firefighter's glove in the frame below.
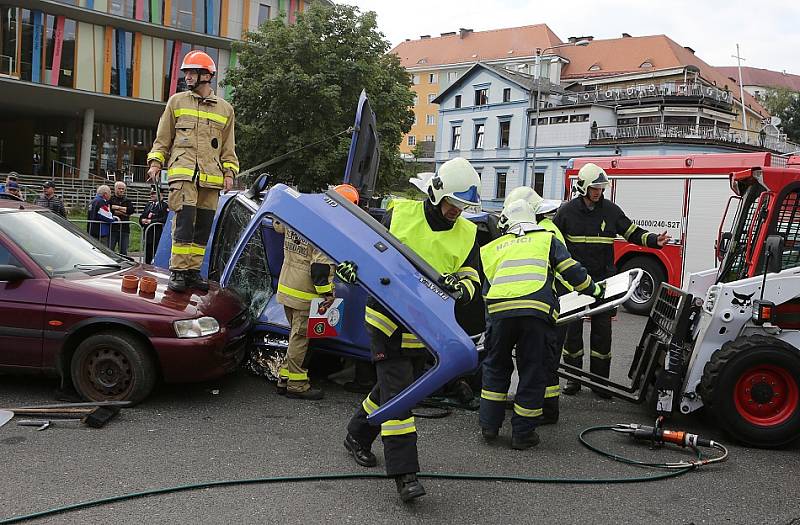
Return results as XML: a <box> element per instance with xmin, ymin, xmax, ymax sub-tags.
<box><xmin>440</xmin><ymin>273</ymin><xmax>460</xmax><ymax>293</ymax></box>
<box><xmin>336</xmin><ymin>261</ymin><xmax>358</xmax><ymax>284</ymax></box>
<box><xmin>591</xmin><ymin>281</ymin><xmax>606</xmax><ymax>299</ymax></box>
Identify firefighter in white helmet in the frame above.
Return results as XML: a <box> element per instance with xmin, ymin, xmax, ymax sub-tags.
<box><xmin>147</xmin><ymin>50</ymin><xmax>239</xmax><ymax>292</ymax></box>
<box><xmin>480</xmin><ymin>198</ymin><xmax>602</xmax><ymax>450</ymax></box>
<box><xmin>341</xmin><ymin>157</ymin><xmax>482</xmax><ymax>502</ymax></box>
<box><xmin>553</xmin><ymin>163</ymin><xmax>670</xmax><ymax>396</ymax></box>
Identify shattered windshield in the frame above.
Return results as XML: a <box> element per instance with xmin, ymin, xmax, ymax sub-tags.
<box><xmin>209</xmin><ymin>196</ymin><xmax>272</xmax><ymax>318</ymax></box>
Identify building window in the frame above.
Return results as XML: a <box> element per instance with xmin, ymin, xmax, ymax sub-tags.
<box><xmin>498</xmin><ymin>120</ymin><xmax>511</xmax><ymax>148</ymax></box>
<box><xmin>474</xmin><ymin>123</ymin><xmax>485</xmax><ymax>149</ymax></box>
<box><xmin>533</xmin><ymin>171</ymin><xmax>544</xmax><ymax>196</ymax></box>
<box><xmin>426</xmin><ymin>114</ymin><xmax>435</xmax><ymax>125</ymax></box>
<box><xmin>454</xmin><ymin>95</ymin><xmax>462</xmax><ymax>108</ymax></box>
<box><xmin>413</xmin><ymin>115</ymin><xmax>418</xmax><ymax>125</ymax></box>
<box><xmin>407</xmin><ymin>135</ymin><xmax>416</xmax><ymax>147</ymax></box>
<box><xmin>447</xmin><ymin>71</ymin><xmax>459</xmax><ymax>82</ymax></box>
<box><xmin>474</xmin><ymin>88</ymin><xmax>488</xmax><ymax>106</ymax></box>
<box><xmin>496</xmin><ymin>171</ymin><xmax>507</xmax><ymax>199</ymax></box>
<box><xmin>588</xmin><ymin>63</ymin><xmax>601</xmax><ymax>72</ymax></box>
<box><xmin>257</xmin><ymin>4</ymin><xmax>271</xmax><ymax>25</ymax></box>
<box><xmin>427</xmin><ymin>93</ymin><xmax>436</xmax><ymax>104</ymax></box>
<box><xmin>429</xmin><ymin>73</ymin><xmax>438</xmax><ymax>84</ymax></box>
<box><xmin>451</xmin><ymin>125</ymin><xmax>461</xmax><ymax>150</ymax></box>
<box><xmin>549</xmin><ymin>115</ymin><xmax>569</xmax><ymax>124</ymax></box>
<box><xmin>532</xmin><ymin>117</ymin><xmax>548</xmax><ymax>126</ymax></box>
<box><xmin>617</xmin><ymin>117</ymin><xmax>637</xmax><ymax>126</ymax></box>
<box><xmin>413</xmin><ymin>95</ymin><xmax>418</xmax><ymax>105</ymax></box>
<box><xmin>424</xmin><ymin>135</ymin><xmax>435</xmax><ymax>142</ymax></box>
<box><xmin>569</xmin><ymin>114</ymin><xmax>590</xmax><ymax>123</ymax></box>
<box><xmin>411</xmin><ymin>74</ymin><xmax>420</xmax><ymax>85</ymax></box>
<box><xmin>639</xmin><ymin>60</ymin><xmax>653</xmax><ymax>69</ymax></box>
<box><xmin>503</xmin><ymin>88</ymin><xmax>511</xmax><ymax>102</ymax></box>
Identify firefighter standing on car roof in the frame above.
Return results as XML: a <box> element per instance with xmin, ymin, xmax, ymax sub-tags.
<box><xmin>272</xmin><ymin>184</ymin><xmax>360</xmax><ymax>400</ymax></box>
<box><xmin>339</xmin><ymin>157</ymin><xmax>482</xmax><ymax>503</ymax></box>
<box><xmin>553</xmin><ymin>163</ymin><xmax>670</xmax><ymax>396</ymax></box>
<box><xmin>479</xmin><ymin>199</ymin><xmax>604</xmax><ymax>450</ymax></box>
<box><xmin>146</xmin><ymin>50</ymin><xmax>239</xmax><ymax>293</ymax></box>
<box><xmin>502</xmin><ymin>186</ymin><xmax>566</xmax><ymax>425</ymax></box>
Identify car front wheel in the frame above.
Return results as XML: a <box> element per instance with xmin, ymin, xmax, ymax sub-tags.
<box><xmin>70</xmin><ymin>331</ymin><xmax>157</xmax><ymax>404</ymax></box>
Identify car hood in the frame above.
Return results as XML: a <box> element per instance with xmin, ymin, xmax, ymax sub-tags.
<box><xmin>47</xmin><ymin>264</ymin><xmax>245</xmax><ymax>320</ymax></box>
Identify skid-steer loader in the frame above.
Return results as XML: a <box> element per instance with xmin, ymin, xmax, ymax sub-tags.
<box><xmin>558</xmin><ymin>154</ymin><xmax>800</xmax><ymax>448</ymax></box>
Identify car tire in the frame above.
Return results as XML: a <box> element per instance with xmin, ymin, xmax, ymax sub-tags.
<box><xmin>699</xmin><ymin>335</ymin><xmax>800</xmax><ymax>448</ymax></box>
<box><xmin>620</xmin><ymin>256</ymin><xmax>665</xmax><ymax>316</ymax></box>
<box><xmin>70</xmin><ymin>331</ymin><xmax>157</xmax><ymax>404</ymax></box>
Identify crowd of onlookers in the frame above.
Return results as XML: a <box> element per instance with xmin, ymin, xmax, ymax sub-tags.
<box><xmin>2</xmin><ymin>174</ymin><xmax>168</xmax><ymax>264</ymax></box>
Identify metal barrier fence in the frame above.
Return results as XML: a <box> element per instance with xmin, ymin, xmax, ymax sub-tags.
<box><xmin>69</xmin><ymin>219</ymin><xmax>165</xmax><ymax>265</ymax></box>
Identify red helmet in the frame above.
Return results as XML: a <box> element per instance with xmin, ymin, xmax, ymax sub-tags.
<box><xmin>333</xmin><ymin>184</ymin><xmax>359</xmax><ymax>205</ymax></box>
<box><xmin>181</xmin><ymin>50</ymin><xmax>216</xmax><ymax>75</ymax></box>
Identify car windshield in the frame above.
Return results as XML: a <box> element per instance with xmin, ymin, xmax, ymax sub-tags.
<box><xmin>0</xmin><ymin>210</ymin><xmax>130</xmax><ymax>276</ymax></box>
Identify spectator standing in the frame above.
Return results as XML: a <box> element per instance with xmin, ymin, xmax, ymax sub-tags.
<box><xmin>140</xmin><ymin>187</ymin><xmax>168</xmax><ymax>264</ymax></box>
<box><xmin>34</xmin><ymin>181</ymin><xmax>67</xmax><ymax>218</ymax></box>
<box><xmin>109</xmin><ymin>181</ymin><xmax>135</xmax><ymax>254</ymax></box>
<box><xmin>87</xmin><ymin>185</ymin><xmax>118</xmax><ymax>245</ymax></box>
<box><xmin>4</xmin><ymin>180</ymin><xmax>22</xmax><ymax>200</ymax></box>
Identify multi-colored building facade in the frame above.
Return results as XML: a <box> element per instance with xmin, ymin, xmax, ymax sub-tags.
<box><xmin>0</xmin><ymin>0</ymin><xmax>330</xmax><ymax>180</ymax></box>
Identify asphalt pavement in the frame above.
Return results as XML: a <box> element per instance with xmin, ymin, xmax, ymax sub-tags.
<box><xmin>1</xmin><ymin>312</ymin><xmax>798</xmax><ymax>524</ymax></box>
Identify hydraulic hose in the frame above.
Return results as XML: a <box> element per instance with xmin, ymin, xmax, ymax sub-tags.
<box><xmin>0</xmin><ymin>423</ymin><xmax>727</xmax><ymax>524</ymax></box>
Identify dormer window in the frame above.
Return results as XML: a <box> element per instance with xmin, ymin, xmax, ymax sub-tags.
<box><xmin>639</xmin><ymin>60</ymin><xmax>653</xmax><ymax>69</ymax></box>
<box><xmin>589</xmin><ymin>63</ymin><xmax>602</xmax><ymax>72</ymax></box>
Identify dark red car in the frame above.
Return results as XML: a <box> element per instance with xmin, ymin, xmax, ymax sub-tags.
<box><xmin>0</xmin><ymin>201</ymin><xmax>250</xmax><ymax>403</ymax></box>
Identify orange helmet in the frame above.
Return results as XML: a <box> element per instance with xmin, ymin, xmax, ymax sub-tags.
<box><xmin>333</xmin><ymin>184</ymin><xmax>359</xmax><ymax>205</ymax></box>
<box><xmin>181</xmin><ymin>50</ymin><xmax>216</xmax><ymax>75</ymax></box>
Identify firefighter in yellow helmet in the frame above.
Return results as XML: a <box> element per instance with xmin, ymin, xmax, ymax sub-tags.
<box><xmin>147</xmin><ymin>50</ymin><xmax>239</xmax><ymax>292</ymax></box>
<box><xmin>341</xmin><ymin>157</ymin><xmax>482</xmax><ymax>502</ymax></box>
<box><xmin>554</xmin><ymin>163</ymin><xmax>670</xmax><ymax>396</ymax></box>
<box><xmin>479</xmin><ymin>198</ymin><xmax>603</xmax><ymax>449</ymax></box>
<box><xmin>272</xmin><ymin>185</ymin><xmax>360</xmax><ymax>400</ymax></box>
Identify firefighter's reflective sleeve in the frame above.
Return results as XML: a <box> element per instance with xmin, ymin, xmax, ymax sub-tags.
<box><xmin>617</xmin><ymin>212</ymin><xmax>660</xmax><ymax>248</ymax></box>
<box><xmin>539</xmin><ymin>217</ymin><xmax>571</xmax><ymax>292</ymax></box>
<box><xmin>147</xmin><ymin>97</ymin><xmax>176</xmax><ymax>166</ymax></box>
<box><xmin>220</xmin><ymin>111</ymin><xmax>239</xmax><ymax>177</ymax></box>
<box><xmin>550</xmin><ymin>237</ymin><xmax>600</xmax><ymax>296</ymax></box>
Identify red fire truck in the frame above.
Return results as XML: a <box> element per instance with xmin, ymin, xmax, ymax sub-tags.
<box><xmin>565</xmin><ymin>152</ymin><xmax>789</xmax><ymax>314</ymax></box>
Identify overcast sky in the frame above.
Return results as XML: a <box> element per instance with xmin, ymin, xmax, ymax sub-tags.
<box><xmin>340</xmin><ymin>0</ymin><xmax>799</xmax><ymax>74</ymax></box>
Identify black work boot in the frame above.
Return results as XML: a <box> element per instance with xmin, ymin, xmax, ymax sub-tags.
<box><xmin>275</xmin><ymin>382</ymin><xmax>287</xmax><ymax>396</ymax></box>
<box><xmin>481</xmin><ymin>427</ymin><xmax>499</xmax><ymax>442</ymax></box>
<box><xmin>186</xmin><ymin>270</ymin><xmax>209</xmax><ymax>292</ymax></box>
<box><xmin>286</xmin><ymin>387</ymin><xmax>324</xmax><ymax>400</ymax></box>
<box><xmin>539</xmin><ymin>412</ymin><xmax>559</xmax><ymax>426</ymax></box>
<box><xmin>511</xmin><ymin>430</ymin><xmax>541</xmax><ymax>450</ymax></box>
<box><xmin>395</xmin><ymin>473</ymin><xmax>426</xmax><ymax>502</ymax></box>
<box><xmin>343</xmin><ymin>434</ymin><xmax>377</xmax><ymax>467</ymax></box>
<box><xmin>168</xmin><ymin>271</ymin><xmax>187</xmax><ymax>292</ymax></box>
<box><xmin>562</xmin><ymin>381</ymin><xmax>581</xmax><ymax>396</ymax></box>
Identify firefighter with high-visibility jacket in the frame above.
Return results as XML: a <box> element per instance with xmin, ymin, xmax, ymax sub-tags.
<box><xmin>340</xmin><ymin>157</ymin><xmax>482</xmax><ymax>502</ymax></box>
<box><xmin>479</xmin><ymin>198</ymin><xmax>603</xmax><ymax>450</ymax></box>
<box><xmin>147</xmin><ymin>50</ymin><xmax>239</xmax><ymax>292</ymax></box>
<box><xmin>553</xmin><ymin>163</ymin><xmax>670</xmax><ymax>396</ymax></box>
<box><xmin>502</xmin><ymin>186</ymin><xmax>566</xmax><ymax>424</ymax></box>
<box><xmin>272</xmin><ymin>185</ymin><xmax>360</xmax><ymax>400</ymax></box>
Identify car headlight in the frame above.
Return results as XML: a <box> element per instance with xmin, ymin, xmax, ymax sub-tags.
<box><xmin>174</xmin><ymin>317</ymin><xmax>220</xmax><ymax>338</ymax></box>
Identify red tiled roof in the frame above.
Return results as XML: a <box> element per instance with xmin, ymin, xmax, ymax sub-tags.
<box><xmin>716</xmin><ymin>66</ymin><xmax>800</xmax><ymax>92</ymax></box>
<box><xmin>390</xmin><ymin>24</ymin><xmax>562</xmax><ymax>69</ymax></box>
<box><xmin>560</xmin><ymin>35</ymin><xmax>768</xmax><ymax>116</ymax></box>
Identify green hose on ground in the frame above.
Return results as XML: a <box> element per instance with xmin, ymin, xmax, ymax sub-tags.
<box><xmin>0</xmin><ymin>425</ymin><xmax>724</xmax><ymax>524</ymax></box>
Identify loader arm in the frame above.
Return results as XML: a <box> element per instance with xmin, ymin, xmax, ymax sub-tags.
<box><xmin>220</xmin><ymin>184</ymin><xmax>478</xmax><ymax>424</ymax></box>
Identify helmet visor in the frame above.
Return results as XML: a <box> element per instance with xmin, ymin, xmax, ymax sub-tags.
<box><xmin>444</xmin><ymin>196</ymin><xmax>469</xmax><ymax>210</ymax></box>
<box><xmin>448</xmin><ymin>185</ymin><xmax>480</xmax><ymax>207</ymax></box>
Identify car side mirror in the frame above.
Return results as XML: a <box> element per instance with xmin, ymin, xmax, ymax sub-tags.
<box><xmin>765</xmin><ymin>235</ymin><xmax>784</xmax><ymax>274</ymax></box>
<box><xmin>244</xmin><ymin>173</ymin><xmax>271</xmax><ymax>201</ymax></box>
<box><xmin>0</xmin><ymin>265</ymin><xmax>33</xmax><ymax>282</ymax></box>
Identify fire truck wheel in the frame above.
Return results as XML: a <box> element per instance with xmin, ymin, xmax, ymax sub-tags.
<box><xmin>700</xmin><ymin>335</ymin><xmax>800</xmax><ymax>448</ymax></box>
<box><xmin>620</xmin><ymin>257</ymin><xmax>665</xmax><ymax>316</ymax></box>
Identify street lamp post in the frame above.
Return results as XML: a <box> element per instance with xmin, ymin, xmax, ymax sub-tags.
<box><xmin>529</xmin><ymin>40</ymin><xmax>590</xmax><ymax>188</ymax></box>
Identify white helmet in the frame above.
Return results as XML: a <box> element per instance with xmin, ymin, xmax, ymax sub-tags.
<box><xmin>498</xmin><ymin>198</ymin><xmax>539</xmax><ymax>235</ymax></box>
<box><xmin>537</xmin><ymin>199</ymin><xmax>562</xmax><ymax>216</ymax></box>
<box><xmin>503</xmin><ymin>186</ymin><xmax>542</xmax><ymax>211</ymax></box>
<box><xmin>574</xmin><ymin>163</ymin><xmax>610</xmax><ymax>196</ymax></box>
<box><xmin>427</xmin><ymin>157</ymin><xmax>481</xmax><ymax>208</ymax></box>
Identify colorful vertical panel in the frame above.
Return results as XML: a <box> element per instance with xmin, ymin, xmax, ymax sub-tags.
<box><xmin>149</xmin><ymin>0</ymin><xmax>161</xmax><ymax>23</ymax></box>
<box><xmin>32</xmin><ymin>11</ymin><xmax>43</xmax><ymax>83</ymax></box>
<box><xmin>49</xmin><ymin>16</ymin><xmax>65</xmax><ymax>85</ymax></box>
<box><xmin>150</xmin><ymin>37</ymin><xmax>164</xmax><ymax>100</ymax></box>
<box><xmin>75</xmin><ymin>22</ymin><xmax>95</xmax><ymax>91</ymax></box>
<box><xmin>163</xmin><ymin>0</ymin><xmax>171</xmax><ymax>26</ymax></box>
<box><xmin>94</xmin><ymin>0</ymin><xmax>108</xmax><ymax>11</ymax></box>
<box><xmin>103</xmin><ymin>26</ymin><xmax>112</xmax><ymax>93</ymax></box>
<box><xmin>205</xmin><ymin>0</ymin><xmax>214</xmax><ymax>35</ymax></box>
<box><xmin>219</xmin><ymin>0</ymin><xmax>228</xmax><ymax>37</ymax></box>
<box><xmin>116</xmin><ymin>29</ymin><xmax>127</xmax><ymax>96</ymax></box>
<box><xmin>169</xmin><ymin>39</ymin><xmax>181</xmax><ymax>96</ymax></box>
<box><xmin>288</xmin><ymin>0</ymin><xmax>295</xmax><ymax>24</ymax></box>
<box><xmin>132</xmin><ymin>32</ymin><xmax>142</xmax><ymax>97</ymax></box>
<box><xmin>135</xmin><ymin>0</ymin><xmax>144</xmax><ymax>20</ymax></box>
<box><xmin>241</xmin><ymin>0</ymin><xmax>250</xmax><ymax>33</ymax></box>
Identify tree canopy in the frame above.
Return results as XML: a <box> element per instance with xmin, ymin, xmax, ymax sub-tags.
<box><xmin>225</xmin><ymin>3</ymin><xmax>415</xmax><ymax>193</ymax></box>
<box><xmin>759</xmin><ymin>87</ymin><xmax>800</xmax><ymax>143</ymax></box>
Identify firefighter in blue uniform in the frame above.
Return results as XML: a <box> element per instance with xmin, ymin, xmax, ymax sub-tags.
<box><xmin>554</xmin><ymin>163</ymin><xmax>670</xmax><ymax>396</ymax></box>
<box><xmin>479</xmin><ymin>199</ymin><xmax>603</xmax><ymax>449</ymax></box>
<box><xmin>339</xmin><ymin>157</ymin><xmax>482</xmax><ymax>502</ymax></box>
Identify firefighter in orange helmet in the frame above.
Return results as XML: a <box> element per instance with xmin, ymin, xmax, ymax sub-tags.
<box><xmin>273</xmin><ymin>185</ymin><xmax>360</xmax><ymax>400</ymax></box>
<box><xmin>147</xmin><ymin>50</ymin><xmax>239</xmax><ymax>292</ymax></box>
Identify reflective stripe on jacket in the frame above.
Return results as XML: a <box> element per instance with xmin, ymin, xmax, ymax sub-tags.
<box><xmin>274</xmin><ymin>221</ymin><xmax>334</xmax><ymax>311</ymax></box>
<box><xmin>147</xmin><ymin>90</ymin><xmax>239</xmax><ymax>189</ymax></box>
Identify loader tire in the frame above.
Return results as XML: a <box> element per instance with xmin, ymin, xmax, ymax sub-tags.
<box><xmin>699</xmin><ymin>335</ymin><xmax>800</xmax><ymax>448</ymax></box>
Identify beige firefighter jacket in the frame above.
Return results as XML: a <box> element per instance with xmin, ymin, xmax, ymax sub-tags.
<box><xmin>274</xmin><ymin>221</ymin><xmax>335</xmax><ymax>311</ymax></box>
<box><xmin>147</xmin><ymin>90</ymin><xmax>239</xmax><ymax>189</ymax></box>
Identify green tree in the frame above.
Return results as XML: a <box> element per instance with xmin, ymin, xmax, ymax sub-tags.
<box><xmin>759</xmin><ymin>87</ymin><xmax>796</xmax><ymax>117</ymax></box>
<box><xmin>779</xmin><ymin>95</ymin><xmax>800</xmax><ymax>143</ymax></box>
<box><xmin>225</xmin><ymin>3</ymin><xmax>414</xmax><ymax>192</ymax></box>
